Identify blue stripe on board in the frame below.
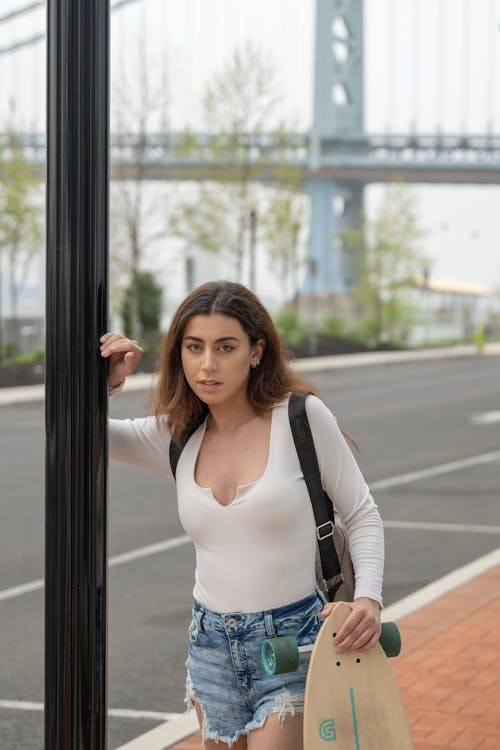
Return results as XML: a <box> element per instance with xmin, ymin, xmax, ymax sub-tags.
<box><xmin>349</xmin><ymin>687</ymin><xmax>360</xmax><ymax>750</ymax></box>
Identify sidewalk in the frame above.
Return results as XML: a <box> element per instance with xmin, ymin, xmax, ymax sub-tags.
<box><xmin>2</xmin><ymin>342</ymin><xmax>500</xmax><ymax>407</ymax></box>
<box><xmin>165</xmin><ymin>560</ymin><xmax>500</xmax><ymax>750</ymax></box>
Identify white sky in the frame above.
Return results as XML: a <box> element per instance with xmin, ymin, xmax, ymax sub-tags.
<box><xmin>1</xmin><ymin>0</ymin><xmax>500</xmax><ymax>311</ymax></box>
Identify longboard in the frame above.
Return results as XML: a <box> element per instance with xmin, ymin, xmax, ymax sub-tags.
<box><xmin>303</xmin><ymin>603</ymin><xmax>414</xmax><ymax>749</ymax></box>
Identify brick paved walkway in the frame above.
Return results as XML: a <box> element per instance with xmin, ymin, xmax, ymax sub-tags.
<box><xmin>167</xmin><ymin>565</ymin><xmax>500</xmax><ymax>749</ymax></box>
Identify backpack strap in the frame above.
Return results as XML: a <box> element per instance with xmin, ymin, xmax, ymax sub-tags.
<box><xmin>169</xmin><ymin>413</ymin><xmax>206</xmax><ymax>479</ymax></box>
<box><xmin>170</xmin><ymin>395</ymin><xmax>344</xmax><ymax>601</ymax></box>
<box><xmin>288</xmin><ymin>392</ymin><xmax>343</xmax><ymax>601</ymax></box>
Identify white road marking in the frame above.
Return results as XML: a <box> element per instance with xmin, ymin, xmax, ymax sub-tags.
<box><xmin>0</xmin><ymin>579</ymin><xmax>44</xmax><ymax>602</ymax></box>
<box><xmin>109</xmin><ymin>708</ymin><xmax>180</xmax><ymax>722</ymax></box>
<box><xmin>370</xmin><ymin>450</ymin><xmax>500</xmax><ymax>491</ymax></box>
<box><xmin>1</xmin><ymin>450</ymin><xmax>499</xmax><ymax>604</ymax></box>
<box><xmin>0</xmin><ymin>700</ymin><xmax>43</xmax><ymax>712</ymax></box>
<box><xmin>108</xmin><ymin>535</ymin><xmax>190</xmax><ymax>567</ymax></box>
<box><xmin>0</xmin><ymin>699</ymin><xmax>179</xmax><ymax>722</ymax></box>
<box><xmin>383</xmin><ymin>546</ymin><xmax>500</xmax><ymax>623</ymax></box>
<box><xmin>384</xmin><ymin>520</ymin><xmax>500</xmax><ymax>534</ymax></box>
<box><xmin>0</xmin><ymin>536</ymin><xmax>191</xmax><ymax>602</ymax></box>
<box><xmin>471</xmin><ymin>411</ymin><xmax>500</xmax><ymax>425</ymax></box>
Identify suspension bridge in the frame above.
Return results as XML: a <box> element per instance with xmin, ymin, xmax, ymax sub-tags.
<box><xmin>1</xmin><ymin>0</ymin><xmax>499</xmax><ymax>295</ymax></box>
<box><xmin>1</xmin><ymin>5</ymin><xmax>499</xmax><ymax>749</ymax></box>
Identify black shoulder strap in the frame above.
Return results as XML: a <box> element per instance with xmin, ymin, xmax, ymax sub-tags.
<box><xmin>169</xmin><ymin>413</ymin><xmax>206</xmax><ymax>479</ymax></box>
<box><xmin>288</xmin><ymin>392</ymin><xmax>343</xmax><ymax>600</ymax></box>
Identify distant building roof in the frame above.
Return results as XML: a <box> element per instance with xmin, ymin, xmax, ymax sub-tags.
<box><xmin>416</xmin><ymin>277</ymin><xmax>494</xmax><ymax>297</ymax></box>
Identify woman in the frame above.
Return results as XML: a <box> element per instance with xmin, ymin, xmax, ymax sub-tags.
<box><xmin>101</xmin><ymin>280</ymin><xmax>384</xmax><ymax>750</ymax></box>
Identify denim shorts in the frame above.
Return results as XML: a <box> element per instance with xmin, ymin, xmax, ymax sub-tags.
<box><xmin>185</xmin><ymin>589</ymin><xmax>325</xmax><ymax>746</ymax></box>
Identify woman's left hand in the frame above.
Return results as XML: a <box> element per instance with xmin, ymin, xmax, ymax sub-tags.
<box><xmin>320</xmin><ymin>597</ymin><xmax>381</xmax><ymax>653</ymax></box>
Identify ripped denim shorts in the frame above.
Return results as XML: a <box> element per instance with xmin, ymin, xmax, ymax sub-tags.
<box><xmin>185</xmin><ymin>589</ymin><xmax>325</xmax><ymax>747</ymax></box>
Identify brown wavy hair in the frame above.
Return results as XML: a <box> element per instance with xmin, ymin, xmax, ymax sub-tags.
<box><xmin>151</xmin><ymin>280</ymin><xmax>320</xmax><ymax>442</ymax></box>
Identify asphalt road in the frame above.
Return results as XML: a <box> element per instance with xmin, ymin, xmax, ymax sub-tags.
<box><xmin>1</xmin><ymin>354</ymin><xmax>499</xmax><ymax>749</ymax></box>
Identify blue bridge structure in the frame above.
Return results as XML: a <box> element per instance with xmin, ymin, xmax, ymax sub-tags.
<box><xmin>1</xmin><ymin>0</ymin><xmax>500</xmax><ymax>297</ymax></box>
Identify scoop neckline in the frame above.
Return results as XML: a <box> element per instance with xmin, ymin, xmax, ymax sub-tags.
<box><xmin>191</xmin><ymin>406</ymin><xmax>276</xmax><ymax>508</ymax></box>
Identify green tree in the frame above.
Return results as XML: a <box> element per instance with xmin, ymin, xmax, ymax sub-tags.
<box><xmin>111</xmin><ymin>37</ymin><xmax>170</xmax><ymax>339</ymax></box>
<box><xmin>259</xmin><ymin>184</ymin><xmax>306</xmax><ymax>305</ymax></box>
<box><xmin>0</xmin><ymin>127</ymin><xmax>43</xmax><ymax>356</ymax></box>
<box><xmin>170</xmin><ymin>42</ymin><xmax>304</xmax><ymax>288</ymax></box>
<box><xmin>343</xmin><ymin>183</ymin><xmax>428</xmax><ymax>345</ymax></box>
<box><xmin>121</xmin><ymin>271</ymin><xmax>163</xmax><ymax>337</ymax></box>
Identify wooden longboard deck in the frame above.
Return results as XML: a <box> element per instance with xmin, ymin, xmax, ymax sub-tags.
<box><xmin>304</xmin><ymin>603</ymin><xmax>414</xmax><ymax>750</ymax></box>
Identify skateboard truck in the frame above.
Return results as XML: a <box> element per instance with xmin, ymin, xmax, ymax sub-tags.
<box><xmin>261</xmin><ymin>621</ymin><xmax>401</xmax><ymax>676</ymax></box>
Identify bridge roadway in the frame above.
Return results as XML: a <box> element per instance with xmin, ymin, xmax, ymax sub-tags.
<box><xmin>0</xmin><ymin>348</ymin><xmax>499</xmax><ymax>748</ymax></box>
<box><xmin>7</xmin><ymin>130</ymin><xmax>500</xmax><ymax>183</ymax></box>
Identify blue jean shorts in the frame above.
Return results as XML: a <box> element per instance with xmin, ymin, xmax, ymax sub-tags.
<box><xmin>185</xmin><ymin>589</ymin><xmax>325</xmax><ymax>746</ymax></box>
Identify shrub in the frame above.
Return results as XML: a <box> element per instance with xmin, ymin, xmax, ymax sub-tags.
<box><xmin>274</xmin><ymin>306</ymin><xmax>306</xmax><ymax>347</ymax></box>
<box><xmin>121</xmin><ymin>271</ymin><xmax>163</xmax><ymax>336</ymax></box>
<box><xmin>319</xmin><ymin>312</ymin><xmax>344</xmax><ymax>339</ymax></box>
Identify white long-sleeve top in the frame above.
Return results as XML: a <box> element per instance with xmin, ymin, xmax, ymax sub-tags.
<box><xmin>109</xmin><ymin>394</ymin><xmax>384</xmax><ymax>613</ymax></box>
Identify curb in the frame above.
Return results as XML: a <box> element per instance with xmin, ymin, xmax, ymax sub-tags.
<box><xmin>382</xmin><ymin>545</ymin><xmax>500</xmax><ymax>622</ymax></box>
<box><xmin>1</xmin><ymin>343</ymin><xmax>499</xmax><ymax>407</ymax></box>
<box><xmin>115</xmin><ymin>710</ymin><xmax>199</xmax><ymax>750</ymax></box>
<box><xmin>294</xmin><ymin>342</ymin><xmax>500</xmax><ymax>372</ymax></box>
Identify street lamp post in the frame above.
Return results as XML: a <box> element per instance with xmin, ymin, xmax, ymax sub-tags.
<box><xmin>308</xmin><ymin>258</ymin><xmax>318</xmax><ymax>356</ymax></box>
<box><xmin>422</xmin><ymin>265</ymin><xmax>430</xmax><ymax>346</ymax></box>
<box><xmin>249</xmin><ymin>208</ymin><xmax>257</xmax><ymax>291</ymax></box>
<box><xmin>45</xmin><ymin>2</ymin><xmax>110</xmax><ymax>748</ymax></box>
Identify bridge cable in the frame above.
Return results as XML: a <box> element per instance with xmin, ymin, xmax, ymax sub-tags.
<box><xmin>486</xmin><ymin>0</ymin><xmax>496</xmax><ymax>133</ymax></box>
<box><xmin>160</xmin><ymin>0</ymin><xmax>169</xmax><ymax>135</ymax></box>
<box><xmin>0</xmin><ymin>2</ymin><xmax>44</xmax><ymax>26</ymax></box>
<box><xmin>411</xmin><ymin>0</ymin><xmax>420</xmax><ymax>132</ymax></box>
<box><xmin>0</xmin><ymin>0</ymin><xmax>143</xmax><ymax>57</ymax></box>
<box><xmin>387</xmin><ymin>0</ymin><xmax>396</xmax><ymax>132</ymax></box>
<box><xmin>461</xmin><ymin>0</ymin><xmax>470</xmax><ymax>133</ymax></box>
<box><xmin>0</xmin><ymin>33</ymin><xmax>45</xmax><ymax>57</ymax></box>
<box><xmin>436</xmin><ymin>0</ymin><xmax>445</xmax><ymax>133</ymax></box>
<box><xmin>30</xmin><ymin>1</ymin><xmax>40</xmax><ymax>131</ymax></box>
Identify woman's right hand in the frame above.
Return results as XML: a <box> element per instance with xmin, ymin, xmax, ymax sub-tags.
<box><xmin>100</xmin><ymin>332</ymin><xmax>144</xmax><ymax>388</ymax></box>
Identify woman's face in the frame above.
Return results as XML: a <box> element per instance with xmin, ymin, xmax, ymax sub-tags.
<box><xmin>181</xmin><ymin>313</ymin><xmax>264</xmax><ymax>407</ymax></box>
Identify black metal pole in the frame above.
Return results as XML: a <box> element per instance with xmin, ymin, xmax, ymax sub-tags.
<box><xmin>45</xmin><ymin>2</ymin><xmax>110</xmax><ymax>749</ymax></box>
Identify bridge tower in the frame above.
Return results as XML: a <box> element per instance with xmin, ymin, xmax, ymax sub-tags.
<box><xmin>306</xmin><ymin>0</ymin><xmax>364</xmax><ymax>303</ymax></box>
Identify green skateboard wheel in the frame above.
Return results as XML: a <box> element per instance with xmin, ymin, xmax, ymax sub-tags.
<box><xmin>261</xmin><ymin>622</ymin><xmax>401</xmax><ymax>675</ymax></box>
<box><xmin>380</xmin><ymin>621</ymin><xmax>401</xmax><ymax>657</ymax></box>
<box><xmin>261</xmin><ymin>636</ymin><xmax>299</xmax><ymax>676</ymax></box>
